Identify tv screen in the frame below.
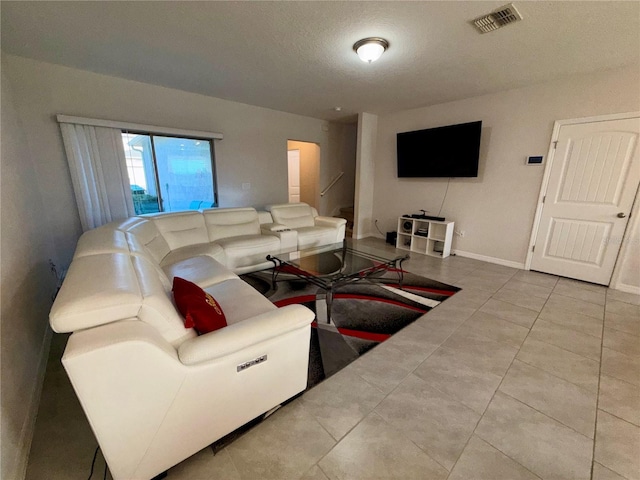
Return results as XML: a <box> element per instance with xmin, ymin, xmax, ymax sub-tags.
<box><xmin>397</xmin><ymin>121</ymin><xmax>482</xmax><ymax>178</ymax></box>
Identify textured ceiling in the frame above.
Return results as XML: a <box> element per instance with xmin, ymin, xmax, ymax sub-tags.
<box><xmin>2</xmin><ymin>1</ymin><xmax>639</xmax><ymax>121</ymax></box>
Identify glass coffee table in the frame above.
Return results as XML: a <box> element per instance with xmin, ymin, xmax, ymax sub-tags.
<box><xmin>267</xmin><ymin>241</ymin><xmax>409</xmax><ymax>322</ymax></box>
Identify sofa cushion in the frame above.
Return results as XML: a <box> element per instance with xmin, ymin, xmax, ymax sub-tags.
<box><xmin>296</xmin><ymin>226</ymin><xmax>341</xmax><ymax>248</ymax></box>
<box><xmin>215</xmin><ymin>234</ymin><xmax>280</xmax><ymax>270</ymax></box>
<box><xmin>160</xmin><ymin>243</ymin><xmax>226</xmax><ymax>267</ymax></box>
<box><xmin>162</xmin><ymin>256</ymin><xmax>237</xmax><ymax>289</ymax></box>
<box><xmin>268</xmin><ymin>203</ymin><xmax>315</xmax><ymax>228</ymax></box>
<box><xmin>151</xmin><ymin>211</ymin><xmax>209</xmax><ymax>251</ymax></box>
<box><xmin>173</xmin><ymin>277</ymin><xmax>228</xmax><ymax>334</ymax></box>
<box><xmin>204</xmin><ymin>278</ymin><xmax>276</xmax><ymax>326</ymax></box>
<box><xmin>203</xmin><ymin>208</ymin><xmax>261</xmax><ymax>241</ymax></box>
<box><xmin>120</xmin><ymin>218</ymin><xmax>171</xmax><ymax>264</ymax></box>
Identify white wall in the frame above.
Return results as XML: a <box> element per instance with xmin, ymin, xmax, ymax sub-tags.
<box><xmin>354</xmin><ymin>113</ymin><xmax>378</xmax><ymax>238</ymax></box>
<box><xmin>1</xmin><ymin>68</ymin><xmax>57</xmax><ymax>480</ymax></box>
<box><xmin>372</xmin><ymin>66</ymin><xmax>640</xmax><ymax>272</ymax></box>
<box><xmin>2</xmin><ymin>54</ymin><xmax>334</xmax><ymax>267</ymax></box>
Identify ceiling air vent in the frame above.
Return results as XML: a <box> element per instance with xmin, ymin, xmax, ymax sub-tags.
<box><xmin>472</xmin><ymin>3</ymin><xmax>523</xmax><ymax>34</ymax></box>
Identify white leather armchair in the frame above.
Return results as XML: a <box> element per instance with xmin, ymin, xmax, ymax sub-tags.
<box><xmin>62</xmin><ymin>307</ymin><xmax>312</xmax><ymax>480</ymax></box>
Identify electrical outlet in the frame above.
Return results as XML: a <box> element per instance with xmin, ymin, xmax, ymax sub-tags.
<box><xmin>242</xmin><ymin>182</ymin><xmax>251</xmax><ymax>190</ymax></box>
<box><xmin>455</xmin><ymin>230</ymin><xmax>465</xmax><ymax>237</ymax></box>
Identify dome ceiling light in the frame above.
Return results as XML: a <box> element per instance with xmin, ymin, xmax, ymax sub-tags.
<box><xmin>353</xmin><ymin>37</ymin><xmax>389</xmax><ymax>63</ymax></box>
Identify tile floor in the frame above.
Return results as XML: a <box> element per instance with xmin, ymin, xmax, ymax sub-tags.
<box><xmin>26</xmin><ymin>238</ymin><xmax>640</xmax><ymax>480</ymax></box>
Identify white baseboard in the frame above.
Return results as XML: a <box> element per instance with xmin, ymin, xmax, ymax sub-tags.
<box><xmin>452</xmin><ymin>249</ymin><xmax>525</xmax><ymax>270</ymax></box>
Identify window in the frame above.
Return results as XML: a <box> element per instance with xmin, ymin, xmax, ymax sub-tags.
<box><xmin>122</xmin><ymin>132</ymin><xmax>218</xmax><ymax>214</ymax></box>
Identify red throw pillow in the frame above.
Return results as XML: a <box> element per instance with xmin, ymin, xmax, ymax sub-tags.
<box><xmin>172</xmin><ymin>277</ymin><xmax>227</xmax><ymax>334</ymax></box>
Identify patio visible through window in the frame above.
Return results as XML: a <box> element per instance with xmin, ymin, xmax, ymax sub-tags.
<box><xmin>122</xmin><ymin>132</ymin><xmax>217</xmax><ymax>214</ymax></box>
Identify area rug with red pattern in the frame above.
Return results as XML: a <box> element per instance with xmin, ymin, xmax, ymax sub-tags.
<box><xmin>241</xmin><ymin>257</ymin><xmax>460</xmax><ymax>389</ymax></box>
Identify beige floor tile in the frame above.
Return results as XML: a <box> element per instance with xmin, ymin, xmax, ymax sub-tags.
<box><xmin>445</xmin><ymin>286</ymin><xmax>493</xmax><ymax>309</ymax></box>
<box><xmin>499</xmin><ymin>360</ymin><xmax>597</xmax><ymax>438</ymax></box>
<box><xmin>553</xmin><ymin>281</ymin><xmax>607</xmax><ymax>305</ymax></box>
<box><xmin>592</xmin><ymin>462</ymin><xmax>628</xmax><ymax>480</ymax></box>
<box><xmin>475</xmin><ymin>392</ymin><xmax>593</xmax><ymax>480</ymax></box>
<box><xmin>374</xmin><ymin>374</ymin><xmax>480</xmax><ymax>470</ymax></box>
<box><xmin>501</xmin><ymin>279</ymin><xmax>554</xmax><ymax>299</ymax></box>
<box><xmin>226</xmin><ymin>400</ymin><xmax>335</xmax><ymax>480</ymax></box>
<box><xmin>603</xmin><ymin>327</ymin><xmax>640</xmax><ymax>357</ymax></box>
<box><xmin>601</xmin><ymin>347</ymin><xmax>640</xmax><ymax>387</ymax></box>
<box><xmin>556</xmin><ymin>277</ymin><xmax>607</xmax><ymax>293</ymax></box>
<box><xmin>419</xmin><ymin>301</ymin><xmax>476</xmax><ymax>325</ymax></box>
<box><xmin>598</xmin><ymin>375</ymin><xmax>640</xmax><ymax>426</ymax></box>
<box><xmin>169</xmin><ymin>448</ymin><xmax>240</xmax><ymax>480</ymax></box>
<box><xmin>413</xmin><ymin>346</ymin><xmax>503</xmax><ymax>414</ymax></box>
<box><xmin>318</xmin><ymin>412</ymin><xmax>448</xmax><ymax>480</ymax></box>
<box><xmin>455</xmin><ymin>275</ymin><xmax>510</xmax><ymax>294</ymax></box>
<box><xmin>513</xmin><ymin>269</ymin><xmax>559</xmax><ymax>288</ymax></box>
<box><xmin>605</xmin><ymin>311</ymin><xmax>640</xmax><ymax>337</ymax></box>
<box><xmin>301</xmin><ymin>465</ymin><xmax>330</xmax><ymax>480</ymax></box>
<box><xmin>528</xmin><ymin>319</ymin><xmax>602</xmax><ymax>361</ymax></box>
<box><xmin>538</xmin><ymin>305</ymin><xmax>604</xmax><ymax>338</ymax></box>
<box><xmin>414</xmin><ymin>312</ymin><xmax>464</xmax><ymax>344</ymax></box>
<box><xmin>300</xmin><ymin>368</ymin><xmax>386</xmax><ymax>441</ymax></box>
<box><xmin>447</xmin><ymin>435</ymin><xmax>541</xmax><ymax>480</ymax></box>
<box><xmin>492</xmin><ymin>288</ymin><xmax>548</xmax><ymax>312</ymax></box>
<box><xmin>461</xmin><ymin>311</ymin><xmax>530</xmax><ymax>348</ymax></box>
<box><xmin>517</xmin><ymin>338</ymin><xmax>600</xmax><ymax>392</ymax></box>
<box><xmin>479</xmin><ymin>298</ymin><xmax>539</xmax><ymax>328</ymax></box>
<box><xmin>441</xmin><ymin>328</ymin><xmax>519</xmax><ymax>377</ymax></box>
<box><xmin>545</xmin><ymin>293</ymin><xmax>604</xmax><ymax>319</ymax></box>
<box><xmin>465</xmin><ymin>270</ymin><xmax>515</xmax><ymax>283</ymax></box>
<box><xmin>481</xmin><ymin>265</ymin><xmax>519</xmax><ymax>277</ymax></box>
<box><xmin>348</xmin><ymin>341</ymin><xmax>418</xmax><ymax>394</ymax></box>
<box><xmin>389</xmin><ymin>320</ymin><xmax>450</xmax><ymax>352</ymax></box>
<box><xmin>606</xmin><ymin>299</ymin><xmax>640</xmax><ymax>318</ymax></box>
<box><xmin>607</xmin><ymin>289</ymin><xmax>640</xmax><ymax>306</ymax></box>
<box><xmin>595</xmin><ymin>410</ymin><xmax>640</xmax><ymax>480</ymax></box>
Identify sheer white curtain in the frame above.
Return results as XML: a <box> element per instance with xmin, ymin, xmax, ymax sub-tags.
<box><xmin>59</xmin><ymin>123</ymin><xmax>135</xmax><ymax>231</ymax></box>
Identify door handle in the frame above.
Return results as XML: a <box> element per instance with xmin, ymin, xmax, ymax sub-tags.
<box><xmin>617</xmin><ymin>212</ymin><xmax>627</xmax><ymax>218</ymax></box>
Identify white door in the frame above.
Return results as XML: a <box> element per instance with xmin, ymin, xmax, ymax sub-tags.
<box><xmin>530</xmin><ymin>117</ymin><xmax>640</xmax><ymax>285</ymax></box>
<box><xmin>287</xmin><ymin>149</ymin><xmax>300</xmax><ymax>203</ymax></box>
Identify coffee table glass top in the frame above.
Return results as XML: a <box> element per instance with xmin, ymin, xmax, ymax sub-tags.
<box><xmin>267</xmin><ymin>241</ymin><xmax>408</xmax><ymax>287</ymax></box>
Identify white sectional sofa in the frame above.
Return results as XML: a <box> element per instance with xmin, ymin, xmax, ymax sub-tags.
<box><xmin>49</xmin><ymin>205</ymin><xmax>345</xmax><ymax>480</ymax></box>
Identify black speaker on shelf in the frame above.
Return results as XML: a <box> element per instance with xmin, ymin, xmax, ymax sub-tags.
<box><xmin>386</xmin><ymin>231</ymin><xmax>397</xmax><ymax>245</ymax></box>
<box><xmin>402</xmin><ymin>220</ymin><xmax>413</xmax><ymax>233</ymax></box>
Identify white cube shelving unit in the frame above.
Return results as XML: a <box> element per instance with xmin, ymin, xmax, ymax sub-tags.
<box><xmin>396</xmin><ymin>216</ymin><xmax>454</xmax><ymax>258</ymax></box>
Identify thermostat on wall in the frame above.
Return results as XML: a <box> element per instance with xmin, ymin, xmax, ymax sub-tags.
<box><xmin>526</xmin><ymin>155</ymin><xmax>544</xmax><ymax>165</ymax></box>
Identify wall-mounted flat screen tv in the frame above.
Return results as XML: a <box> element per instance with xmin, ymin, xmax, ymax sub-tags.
<box><xmin>397</xmin><ymin>121</ymin><xmax>482</xmax><ymax>177</ymax></box>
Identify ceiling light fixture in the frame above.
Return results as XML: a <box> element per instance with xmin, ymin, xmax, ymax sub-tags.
<box><xmin>353</xmin><ymin>37</ymin><xmax>389</xmax><ymax>63</ymax></box>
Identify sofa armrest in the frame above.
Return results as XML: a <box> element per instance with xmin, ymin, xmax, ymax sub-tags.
<box><xmin>178</xmin><ymin>304</ymin><xmax>314</xmax><ymax>365</ymax></box>
<box><xmin>261</xmin><ymin>222</ymin><xmax>291</xmax><ymax>232</ymax></box>
<box><xmin>314</xmin><ymin>216</ymin><xmax>347</xmax><ymax>228</ymax></box>
<box><xmin>261</xmin><ymin>227</ymin><xmax>298</xmax><ymax>253</ymax></box>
